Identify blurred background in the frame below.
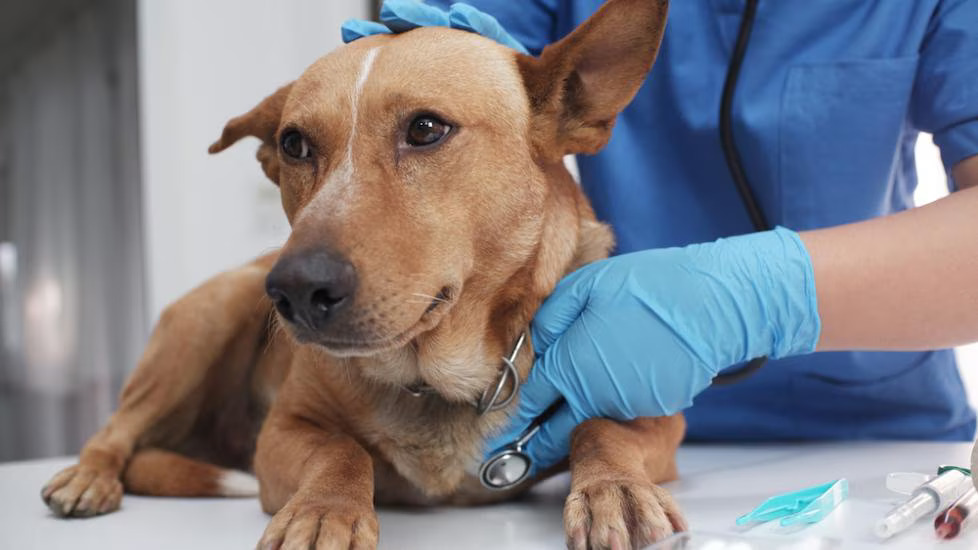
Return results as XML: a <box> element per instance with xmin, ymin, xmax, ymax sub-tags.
<box><xmin>0</xmin><ymin>0</ymin><xmax>975</xmax><ymax>461</ymax></box>
<box><xmin>0</xmin><ymin>0</ymin><xmax>367</xmax><ymax>461</ymax></box>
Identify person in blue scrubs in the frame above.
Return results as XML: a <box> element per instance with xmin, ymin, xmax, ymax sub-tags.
<box><xmin>346</xmin><ymin>1</ymin><xmax>978</xmax><ymax>472</ymax></box>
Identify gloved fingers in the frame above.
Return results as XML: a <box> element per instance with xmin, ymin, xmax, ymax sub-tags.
<box><xmin>524</xmin><ymin>402</ymin><xmax>580</xmax><ymax>475</ymax></box>
<box><xmin>482</xmin><ymin>421</ymin><xmax>523</xmax><ymax>460</ymax></box>
<box><xmin>482</xmin><ymin>358</ymin><xmax>562</xmax><ymax>461</ymax></box>
<box><xmin>341</xmin><ymin>19</ymin><xmax>393</xmax><ymax>44</ymax></box>
<box><xmin>448</xmin><ymin>4</ymin><xmax>529</xmax><ymax>54</ymax></box>
<box><xmin>531</xmin><ymin>266</ymin><xmax>594</xmax><ymax>356</ymax></box>
<box><xmin>379</xmin><ymin>0</ymin><xmax>451</xmax><ymax>33</ymax></box>
<box><xmin>343</xmin><ymin>1</ymin><xmax>529</xmax><ymax>53</ymax></box>
<box><xmin>514</xmin><ymin>354</ymin><xmax>564</xmax><ymax>427</ymax></box>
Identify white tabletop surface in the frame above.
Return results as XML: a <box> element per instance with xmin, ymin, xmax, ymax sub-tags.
<box><xmin>0</xmin><ymin>442</ymin><xmax>975</xmax><ymax>549</ymax></box>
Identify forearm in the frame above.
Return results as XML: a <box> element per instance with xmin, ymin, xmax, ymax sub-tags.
<box><xmin>803</xmin><ymin>156</ymin><xmax>978</xmax><ymax>351</ymax></box>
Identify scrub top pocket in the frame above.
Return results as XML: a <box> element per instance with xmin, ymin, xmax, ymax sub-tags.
<box><xmin>779</xmin><ymin>56</ymin><xmax>919</xmax><ymax>230</ymax></box>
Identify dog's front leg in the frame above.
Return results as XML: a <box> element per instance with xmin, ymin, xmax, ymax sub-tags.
<box><xmin>41</xmin><ymin>254</ymin><xmax>276</xmax><ymax>517</ymax></box>
<box><xmin>255</xmin><ymin>407</ymin><xmax>378</xmax><ymax>550</ymax></box>
<box><xmin>564</xmin><ymin>415</ymin><xmax>688</xmax><ymax>550</ymax></box>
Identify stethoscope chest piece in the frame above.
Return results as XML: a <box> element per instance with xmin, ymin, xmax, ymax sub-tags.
<box><xmin>479</xmin><ymin>447</ymin><xmax>532</xmax><ymax>490</ymax></box>
<box><xmin>479</xmin><ymin>421</ymin><xmax>542</xmax><ymax>490</ymax></box>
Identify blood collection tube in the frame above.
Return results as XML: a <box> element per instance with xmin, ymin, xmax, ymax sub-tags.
<box><xmin>935</xmin><ymin>485</ymin><xmax>978</xmax><ymax>540</ymax></box>
<box><xmin>876</xmin><ymin>469</ymin><xmax>971</xmax><ymax>539</ymax></box>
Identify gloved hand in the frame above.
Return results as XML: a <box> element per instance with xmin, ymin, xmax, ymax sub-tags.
<box><xmin>490</xmin><ymin>227</ymin><xmax>822</xmax><ymax>473</ymax></box>
<box><xmin>341</xmin><ymin>0</ymin><xmax>528</xmax><ymax>54</ymax></box>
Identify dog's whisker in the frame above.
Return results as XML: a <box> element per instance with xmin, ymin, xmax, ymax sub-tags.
<box><xmin>407</xmin><ymin>297</ymin><xmax>446</xmax><ymax>304</ymax></box>
<box><xmin>261</xmin><ymin>309</ymin><xmax>284</xmax><ymax>357</ymax></box>
<box><xmin>410</xmin><ymin>292</ymin><xmax>450</xmax><ymax>304</ymax></box>
<box><xmin>406</xmin><ymin>299</ymin><xmax>448</xmax><ymax>307</ymax></box>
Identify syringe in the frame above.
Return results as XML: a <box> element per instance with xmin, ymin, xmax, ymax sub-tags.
<box><xmin>875</xmin><ymin>469</ymin><xmax>972</xmax><ymax>539</ymax></box>
<box><xmin>935</xmin><ymin>485</ymin><xmax>978</xmax><ymax>539</ymax></box>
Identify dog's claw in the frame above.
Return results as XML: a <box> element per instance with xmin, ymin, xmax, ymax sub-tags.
<box><xmin>41</xmin><ymin>464</ymin><xmax>123</xmax><ymax>518</ymax></box>
<box><xmin>258</xmin><ymin>497</ymin><xmax>378</xmax><ymax>550</ymax></box>
<box><xmin>568</xmin><ymin>526</ymin><xmax>588</xmax><ymax>550</ymax></box>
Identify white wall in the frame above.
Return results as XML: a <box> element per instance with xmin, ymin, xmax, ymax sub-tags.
<box><xmin>913</xmin><ymin>134</ymin><xmax>978</xmax><ymax>408</ymax></box>
<box><xmin>137</xmin><ymin>0</ymin><xmax>367</xmax><ymax>321</ymax></box>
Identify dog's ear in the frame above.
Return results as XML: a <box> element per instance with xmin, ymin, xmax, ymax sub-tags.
<box><xmin>517</xmin><ymin>0</ymin><xmax>668</xmax><ymax>158</ymax></box>
<box><xmin>208</xmin><ymin>82</ymin><xmax>293</xmax><ymax>184</ymax></box>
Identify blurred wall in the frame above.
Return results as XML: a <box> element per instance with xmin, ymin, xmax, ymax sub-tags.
<box><xmin>0</xmin><ymin>0</ymin><xmax>144</xmax><ymax>460</ymax></box>
<box><xmin>137</xmin><ymin>0</ymin><xmax>367</xmax><ymax>321</ymax></box>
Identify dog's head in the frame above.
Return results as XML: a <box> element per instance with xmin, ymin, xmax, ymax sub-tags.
<box><xmin>210</xmin><ymin>0</ymin><xmax>668</xmax><ymax>359</ymax></box>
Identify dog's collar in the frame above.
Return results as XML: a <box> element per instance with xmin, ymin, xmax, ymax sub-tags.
<box><xmin>402</xmin><ymin>332</ymin><xmax>526</xmax><ymax>416</ymax></box>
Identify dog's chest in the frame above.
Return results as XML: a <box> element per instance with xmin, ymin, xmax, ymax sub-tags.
<box><xmin>362</xmin><ymin>390</ymin><xmax>511</xmax><ymax>505</ymax></box>
<box><xmin>345</xmin><ymin>331</ymin><xmax>528</xmax><ymax>504</ymax></box>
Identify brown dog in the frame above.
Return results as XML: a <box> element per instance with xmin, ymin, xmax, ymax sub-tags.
<box><xmin>41</xmin><ymin>1</ymin><xmax>686</xmax><ymax>548</ymax></box>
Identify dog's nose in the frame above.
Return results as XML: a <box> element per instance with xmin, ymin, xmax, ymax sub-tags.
<box><xmin>265</xmin><ymin>249</ymin><xmax>357</xmax><ymax>329</ymax></box>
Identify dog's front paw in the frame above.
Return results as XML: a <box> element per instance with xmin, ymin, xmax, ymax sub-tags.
<box><xmin>41</xmin><ymin>464</ymin><xmax>124</xmax><ymax>517</ymax></box>
<box><xmin>257</xmin><ymin>497</ymin><xmax>379</xmax><ymax>550</ymax></box>
<box><xmin>564</xmin><ymin>478</ymin><xmax>687</xmax><ymax>550</ymax></box>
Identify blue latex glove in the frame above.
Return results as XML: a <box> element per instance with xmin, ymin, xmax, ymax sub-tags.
<box><xmin>341</xmin><ymin>0</ymin><xmax>529</xmax><ymax>54</ymax></box>
<box><xmin>490</xmin><ymin>227</ymin><xmax>822</xmax><ymax>473</ymax></box>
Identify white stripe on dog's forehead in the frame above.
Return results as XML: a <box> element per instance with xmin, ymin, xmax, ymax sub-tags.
<box><xmin>297</xmin><ymin>46</ymin><xmax>380</xmax><ymax>225</ymax></box>
<box><xmin>355</xmin><ymin>48</ymin><xmax>379</xmax><ymax>99</ymax></box>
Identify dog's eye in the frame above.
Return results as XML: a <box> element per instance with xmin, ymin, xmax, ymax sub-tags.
<box><xmin>406</xmin><ymin>116</ymin><xmax>451</xmax><ymax>147</ymax></box>
<box><xmin>281</xmin><ymin>131</ymin><xmax>311</xmax><ymax>159</ymax></box>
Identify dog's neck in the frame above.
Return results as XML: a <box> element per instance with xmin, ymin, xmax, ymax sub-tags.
<box><xmin>359</xmin><ymin>160</ymin><xmax>611</xmax><ymax>408</ymax></box>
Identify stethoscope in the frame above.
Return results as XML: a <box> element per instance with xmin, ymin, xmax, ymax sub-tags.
<box><xmin>480</xmin><ymin>0</ymin><xmax>768</xmax><ymax>492</ymax></box>
<box><xmin>479</xmin><ymin>400</ymin><xmax>564</xmax><ymax>490</ymax></box>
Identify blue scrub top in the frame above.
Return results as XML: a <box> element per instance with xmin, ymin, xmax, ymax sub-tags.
<box><xmin>429</xmin><ymin>0</ymin><xmax>978</xmax><ymax>441</ymax></box>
